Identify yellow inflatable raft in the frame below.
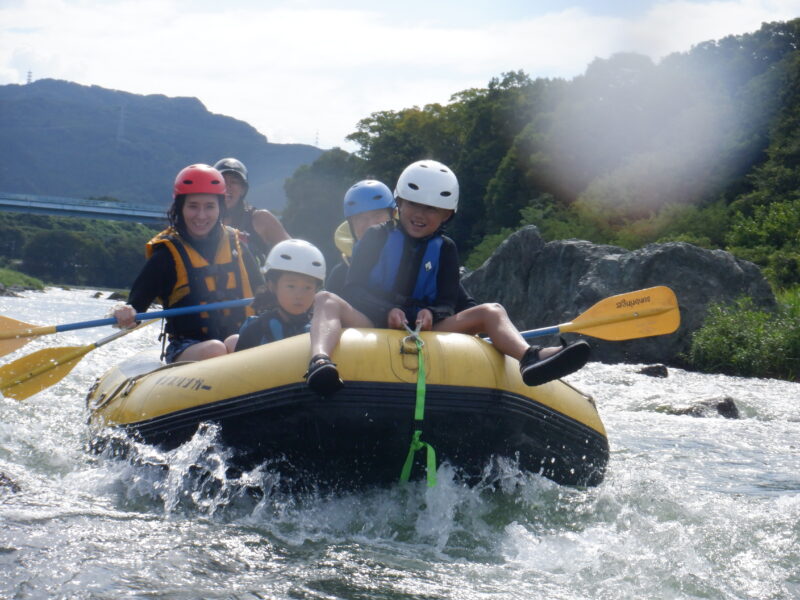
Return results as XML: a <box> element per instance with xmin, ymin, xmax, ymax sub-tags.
<box><xmin>86</xmin><ymin>328</ymin><xmax>608</xmax><ymax>488</ymax></box>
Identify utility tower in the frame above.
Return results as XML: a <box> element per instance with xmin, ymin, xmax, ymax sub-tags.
<box><xmin>26</xmin><ymin>71</ymin><xmax>32</xmax><ymax>84</ymax></box>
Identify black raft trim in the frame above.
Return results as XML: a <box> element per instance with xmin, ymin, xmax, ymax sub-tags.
<box><xmin>117</xmin><ymin>380</ymin><xmax>609</xmax><ymax>488</ymax></box>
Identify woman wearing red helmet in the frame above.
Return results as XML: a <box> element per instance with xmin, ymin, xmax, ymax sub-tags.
<box><xmin>113</xmin><ymin>164</ymin><xmax>264</xmax><ymax>362</ymax></box>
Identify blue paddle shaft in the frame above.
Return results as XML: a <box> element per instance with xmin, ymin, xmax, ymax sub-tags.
<box><xmin>520</xmin><ymin>325</ymin><xmax>560</xmax><ymax>340</ymax></box>
<box><xmin>54</xmin><ymin>298</ymin><xmax>254</xmax><ymax>333</ymax></box>
<box><xmin>54</xmin><ymin>298</ymin><xmax>561</xmax><ymax>338</ymax></box>
<box><xmin>484</xmin><ymin>325</ymin><xmax>561</xmax><ymax>345</ymax></box>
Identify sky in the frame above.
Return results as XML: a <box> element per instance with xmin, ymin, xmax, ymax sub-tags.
<box><xmin>2</xmin><ymin>0</ymin><xmax>800</xmax><ymax>150</ymax></box>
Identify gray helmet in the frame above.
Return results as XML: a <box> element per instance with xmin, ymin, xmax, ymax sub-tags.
<box><xmin>214</xmin><ymin>158</ymin><xmax>249</xmax><ymax>199</ymax></box>
<box><xmin>214</xmin><ymin>158</ymin><xmax>248</xmax><ymax>181</ymax></box>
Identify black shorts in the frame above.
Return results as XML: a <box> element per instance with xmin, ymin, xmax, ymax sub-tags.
<box><xmin>164</xmin><ymin>337</ymin><xmax>203</xmax><ymax>363</ymax></box>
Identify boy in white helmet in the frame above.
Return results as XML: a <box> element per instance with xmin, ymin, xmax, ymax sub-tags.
<box><xmin>234</xmin><ymin>239</ymin><xmax>325</xmax><ymax>351</ymax></box>
<box><xmin>305</xmin><ymin>160</ymin><xmax>590</xmax><ymax>395</ymax></box>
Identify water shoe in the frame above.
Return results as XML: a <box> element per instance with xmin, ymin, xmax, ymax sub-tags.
<box><xmin>305</xmin><ymin>354</ymin><xmax>344</xmax><ymax>396</ymax></box>
<box><xmin>519</xmin><ymin>340</ymin><xmax>591</xmax><ymax>386</ymax></box>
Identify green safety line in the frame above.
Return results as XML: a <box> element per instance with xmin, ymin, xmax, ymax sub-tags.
<box><xmin>400</xmin><ymin>336</ymin><xmax>437</xmax><ymax>487</ymax></box>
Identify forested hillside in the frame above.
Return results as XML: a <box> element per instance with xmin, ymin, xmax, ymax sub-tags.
<box><xmin>0</xmin><ymin>79</ymin><xmax>322</xmax><ymax>211</ymax></box>
<box><xmin>282</xmin><ymin>19</ymin><xmax>800</xmax><ymax>290</ymax></box>
<box><xmin>0</xmin><ymin>213</ymin><xmax>157</xmax><ymax>289</ymax></box>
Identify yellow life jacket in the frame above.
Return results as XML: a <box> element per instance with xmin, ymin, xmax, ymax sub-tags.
<box><xmin>145</xmin><ymin>225</ymin><xmax>255</xmax><ymax>340</ymax></box>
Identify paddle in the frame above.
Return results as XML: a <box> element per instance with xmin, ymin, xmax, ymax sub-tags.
<box><xmin>2</xmin><ymin>286</ymin><xmax>678</xmax><ymax>401</ymax></box>
<box><xmin>0</xmin><ymin>320</ymin><xmax>156</xmax><ymax>401</ymax></box>
<box><xmin>518</xmin><ymin>286</ymin><xmax>679</xmax><ymax>342</ymax></box>
<box><xmin>0</xmin><ymin>297</ymin><xmax>253</xmax><ymax>357</ymax></box>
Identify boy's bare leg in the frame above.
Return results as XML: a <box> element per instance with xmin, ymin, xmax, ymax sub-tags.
<box><xmin>434</xmin><ymin>303</ymin><xmax>565</xmax><ymax>360</ymax></box>
<box><xmin>309</xmin><ymin>291</ymin><xmax>373</xmax><ymax>359</ymax></box>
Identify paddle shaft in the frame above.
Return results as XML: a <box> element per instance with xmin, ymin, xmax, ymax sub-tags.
<box><xmin>0</xmin><ymin>321</ymin><xmax>156</xmax><ymax>400</ymax></box>
<box><xmin>521</xmin><ymin>305</ymin><xmax>676</xmax><ymax>340</ymax></box>
<box><xmin>0</xmin><ymin>297</ymin><xmax>253</xmax><ymax>340</ymax></box>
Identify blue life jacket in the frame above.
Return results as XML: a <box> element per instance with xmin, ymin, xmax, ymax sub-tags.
<box><xmin>368</xmin><ymin>226</ymin><xmax>443</xmax><ymax>306</ymax></box>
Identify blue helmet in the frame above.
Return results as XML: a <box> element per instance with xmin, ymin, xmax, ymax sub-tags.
<box><xmin>343</xmin><ymin>180</ymin><xmax>395</xmax><ymax>218</ymax></box>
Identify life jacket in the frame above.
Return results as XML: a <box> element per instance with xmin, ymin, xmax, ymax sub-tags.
<box><xmin>237</xmin><ymin>308</ymin><xmax>311</xmax><ymax>350</ymax></box>
<box><xmin>368</xmin><ymin>225</ymin><xmax>443</xmax><ymax>307</ymax></box>
<box><xmin>145</xmin><ymin>225</ymin><xmax>255</xmax><ymax>341</ymax></box>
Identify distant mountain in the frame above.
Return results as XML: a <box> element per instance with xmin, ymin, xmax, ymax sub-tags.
<box><xmin>0</xmin><ymin>79</ymin><xmax>323</xmax><ymax>211</ymax></box>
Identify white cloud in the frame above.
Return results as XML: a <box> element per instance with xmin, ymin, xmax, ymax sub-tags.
<box><xmin>2</xmin><ymin>0</ymin><xmax>799</xmax><ymax>149</ymax></box>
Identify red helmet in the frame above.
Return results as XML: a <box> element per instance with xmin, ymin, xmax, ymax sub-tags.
<box><xmin>173</xmin><ymin>164</ymin><xmax>226</xmax><ymax>199</ymax></box>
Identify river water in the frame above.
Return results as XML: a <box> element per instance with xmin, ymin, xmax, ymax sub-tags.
<box><xmin>0</xmin><ymin>288</ymin><xmax>798</xmax><ymax>599</ymax></box>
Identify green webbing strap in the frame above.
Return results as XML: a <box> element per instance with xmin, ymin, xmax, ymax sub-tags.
<box><xmin>400</xmin><ymin>336</ymin><xmax>437</xmax><ymax>487</ymax></box>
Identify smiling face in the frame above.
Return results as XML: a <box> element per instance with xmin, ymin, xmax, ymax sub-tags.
<box><xmin>269</xmin><ymin>272</ymin><xmax>319</xmax><ymax>315</ymax></box>
<box><xmin>182</xmin><ymin>194</ymin><xmax>221</xmax><ymax>239</ymax></box>
<box><xmin>396</xmin><ymin>198</ymin><xmax>453</xmax><ymax>238</ymax></box>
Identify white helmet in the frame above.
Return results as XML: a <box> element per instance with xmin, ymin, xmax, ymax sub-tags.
<box><xmin>394</xmin><ymin>160</ymin><xmax>459</xmax><ymax>212</ymax></box>
<box><xmin>262</xmin><ymin>239</ymin><xmax>326</xmax><ymax>283</ymax></box>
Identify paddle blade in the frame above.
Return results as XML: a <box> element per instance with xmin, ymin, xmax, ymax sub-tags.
<box><xmin>0</xmin><ymin>345</ymin><xmax>90</xmax><ymax>401</ymax></box>
<box><xmin>564</xmin><ymin>286</ymin><xmax>680</xmax><ymax>341</ymax></box>
<box><xmin>0</xmin><ymin>315</ymin><xmax>41</xmax><ymax>356</ymax></box>
<box><xmin>0</xmin><ymin>336</ymin><xmax>31</xmax><ymax>357</ymax></box>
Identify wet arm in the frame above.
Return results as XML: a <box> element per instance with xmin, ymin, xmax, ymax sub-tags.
<box><xmin>252</xmin><ymin>209</ymin><xmax>291</xmax><ymax>247</ymax></box>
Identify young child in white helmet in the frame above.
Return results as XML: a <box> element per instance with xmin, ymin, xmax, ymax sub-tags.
<box><xmin>304</xmin><ymin>160</ymin><xmax>590</xmax><ymax>395</ymax></box>
<box><xmin>234</xmin><ymin>239</ymin><xmax>325</xmax><ymax>351</ymax></box>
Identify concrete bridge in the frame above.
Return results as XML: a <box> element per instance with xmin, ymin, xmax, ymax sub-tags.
<box><xmin>0</xmin><ymin>192</ymin><xmax>167</xmax><ymax>226</ymax></box>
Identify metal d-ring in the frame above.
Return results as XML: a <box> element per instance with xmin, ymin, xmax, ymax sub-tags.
<box><xmin>402</xmin><ymin>322</ymin><xmax>424</xmax><ymax>348</ymax></box>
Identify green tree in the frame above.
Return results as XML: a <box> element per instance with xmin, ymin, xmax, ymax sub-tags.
<box><xmin>22</xmin><ymin>230</ymin><xmax>113</xmax><ymax>285</ymax></box>
<box><xmin>281</xmin><ymin>148</ymin><xmax>364</xmax><ymax>266</ymax></box>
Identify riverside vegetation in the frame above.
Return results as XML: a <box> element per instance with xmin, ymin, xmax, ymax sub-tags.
<box><xmin>277</xmin><ymin>19</ymin><xmax>800</xmax><ymax>382</ymax></box>
<box><xmin>4</xmin><ymin>20</ymin><xmax>800</xmax><ymax>380</ymax></box>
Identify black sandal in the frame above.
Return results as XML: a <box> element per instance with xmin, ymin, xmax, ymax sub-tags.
<box><xmin>519</xmin><ymin>339</ymin><xmax>591</xmax><ymax>386</ymax></box>
<box><xmin>304</xmin><ymin>354</ymin><xmax>344</xmax><ymax>396</ymax></box>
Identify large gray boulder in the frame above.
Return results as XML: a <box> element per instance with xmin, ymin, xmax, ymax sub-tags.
<box><xmin>462</xmin><ymin>226</ymin><xmax>776</xmax><ymax>364</ymax></box>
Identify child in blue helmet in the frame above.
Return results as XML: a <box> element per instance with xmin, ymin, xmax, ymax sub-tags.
<box><xmin>304</xmin><ymin>160</ymin><xmax>590</xmax><ymax>396</ymax></box>
<box><xmin>326</xmin><ymin>180</ymin><xmax>397</xmax><ymax>296</ymax></box>
<box><xmin>234</xmin><ymin>239</ymin><xmax>325</xmax><ymax>351</ymax></box>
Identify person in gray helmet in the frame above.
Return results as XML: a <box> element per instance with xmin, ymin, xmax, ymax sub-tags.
<box><xmin>213</xmin><ymin>157</ymin><xmax>290</xmax><ymax>264</ymax></box>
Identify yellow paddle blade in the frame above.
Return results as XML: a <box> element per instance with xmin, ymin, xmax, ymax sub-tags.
<box><xmin>0</xmin><ymin>345</ymin><xmax>90</xmax><ymax>401</ymax></box>
<box><xmin>0</xmin><ymin>315</ymin><xmax>39</xmax><ymax>356</ymax></box>
<box><xmin>0</xmin><ymin>315</ymin><xmax>59</xmax><ymax>358</ymax></box>
<box><xmin>334</xmin><ymin>220</ymin><xmax>354</xmax><ymax>258</ymax></box>
<box><xmin>0</xmin><ymin>336</ymin><xmax>31</xmax><ymax>357</ymax></box>
<box><xmin>562</xmin><ymin>286</ymin><xmax>680</xmax><ymax>341</ymax></box>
